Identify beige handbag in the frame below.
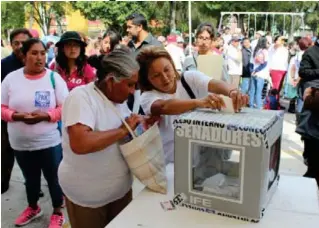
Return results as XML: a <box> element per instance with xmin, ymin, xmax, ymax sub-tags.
<box><xmin>94</xmin><ymin>86</ymin><xmax>167</xmax><ymax>194</ymax></box>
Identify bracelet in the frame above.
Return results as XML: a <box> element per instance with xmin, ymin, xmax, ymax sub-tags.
<box><xmin>228</xmin><ymin>89</ymin><xmax>238</xmax><ymax>97</ymax></box>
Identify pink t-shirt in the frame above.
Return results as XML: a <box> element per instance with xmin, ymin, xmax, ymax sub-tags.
<box><xmin>50</xmin><ymin>62</ymin><xmax>96</xmax><ymax>91</ymax></box>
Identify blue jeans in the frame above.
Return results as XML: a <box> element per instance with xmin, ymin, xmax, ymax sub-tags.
<box><xmin>14</xmin><ymin>144</ymin><xmax>63</xmax><ymax>208</ymax></box>
<box><xmin>249</xmin><ymin>77</ymin><xmax>265</xmax><ymax>109</ymax></box>
<box><xmin>296</xmin><ymin>97</ymin><xmax>304</xmax><ymax>113</ymax></box>
<box><xmin>240</xmin><ymin>78</ymin><xmax>250</xmax><ymax>95</ymax></box>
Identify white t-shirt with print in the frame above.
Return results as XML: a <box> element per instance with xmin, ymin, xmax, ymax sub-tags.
<box><xmin>140</xmin><ymin>71</ymin><xmax>211</xmax><ymax>164</ymax></box>
<box><xmin>58</xmin><ymin>82</ymin><xmax>133</xmax><ymax>208</ymax></box>
<box><xmin>1</xmin><ymin>68</ymin><xmax>69</xmax><ymax>151</ymax></box>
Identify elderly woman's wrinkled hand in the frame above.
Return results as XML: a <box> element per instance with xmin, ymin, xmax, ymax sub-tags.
<box><xmin>121</xmin><ymin>114</ymin><xmax>141</xmax><ymax>134</ymax></box>
<box><xmin>229</xmin><ymin>90</ymin><xmax>249</xmax><ymax>112</ymax></box>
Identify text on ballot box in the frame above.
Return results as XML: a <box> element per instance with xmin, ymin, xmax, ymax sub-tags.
<box><xmin>173</xmin><ymin>108</ymin><xmax>284</xmax><ymax>222</ymax></box>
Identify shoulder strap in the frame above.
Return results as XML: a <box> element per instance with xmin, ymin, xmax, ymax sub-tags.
<box><xmin>50</xmin><ymin>70</ymin><xmax>56</xmax><ymax>89</ymax></box>
<box><xmin>192</xmin><ymin>55</ymin><xmax>198</xmax><ymax>68</ymax></box>
<box><xmin>181</xmin><ymin>73</ymin><xmax>196</xmax><ymax>99</ymax></box>
<box><xmin>49</xmin><ymin>70</ymin><xmax>58</xmax><ymax>106</ymax></box>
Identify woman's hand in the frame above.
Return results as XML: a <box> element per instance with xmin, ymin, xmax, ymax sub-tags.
<box><xmin>196</xmin><ymin>94</ymin><xmax>226</xmax><ymax>110</ymax></box>
<box><xmin>23</xmin><ymin>111</ymin><xmax>50</xmax><ymax>125</ymax></box>
<box><xmin>121</xmin><ymin>114</ymin><xmax>141</xmax><ymax>134</ymax></box>
<box><xmin>229</xmin><ymin>90</ymin><xmax>249</xmax><ymax>112</ymax></box>
<box><xmin>12</xmin><ymin>112</ymin><xmax>29</xmax><ymax>121</ymax></box>
<box><xmin>303</xmin><ymin>87</ymin><xmax>313</xmax><ymax>100</ymax></box>
<box><xmin>139</xmin><ymin>115</ymin><xmax>161</xmax><ymax>130</ymax></box>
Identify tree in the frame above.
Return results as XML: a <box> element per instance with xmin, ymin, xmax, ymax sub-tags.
<box><xmin>1</xmin><ymin>1</ymin><xmax>27</xmax><ymax>40</ymax></box>
<box><xmin>25</xmin><ymin>1</ymin><xmax>66</xmax><ymax>35</ymax></box>
<box><xmin>169</xmin><ymin>1</ymin><xmax>177</xmax><ymax>32</ymax></box>
<box><xmin>71</xmin><ymin>1</ymin><xmax>152</xmax><ymax>33</ymax></box>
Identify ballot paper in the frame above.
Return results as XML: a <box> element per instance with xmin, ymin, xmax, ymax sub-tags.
<box><xmin>220</xmin><ymin>95</ymin><xmax>235</xmax><ymax>113</ymax></box>
<box><xmin>197</xmin><ymin>55</ymin><xmax>223</xmax><ymax>81</ymax></box>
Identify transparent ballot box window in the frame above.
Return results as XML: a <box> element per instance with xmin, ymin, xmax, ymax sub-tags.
<box><xmin>268</xmin><ymin>137</ymin><xmax>281</xmax><ymax>190</ymax></box>
<box><xmin>190</xmin><ymin>141</ymin><xmax>243</xmax><ymax>202</ymax></box>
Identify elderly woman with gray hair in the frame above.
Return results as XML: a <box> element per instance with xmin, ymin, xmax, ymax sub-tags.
<box><xmin>58</xmin><ymin>46</ymin><xmax>157</xmax><ymax>228</ymax></box>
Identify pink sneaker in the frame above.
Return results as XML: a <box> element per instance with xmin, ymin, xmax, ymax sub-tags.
<box><xmin>15</xmin><ymin>206</ymin><xmax>43</xmax><ymax>226</ymax></box>
<box><xmin>48</xmin><ymin>213</ymin><xmax>65</xmax><ymax>228</ymax></box>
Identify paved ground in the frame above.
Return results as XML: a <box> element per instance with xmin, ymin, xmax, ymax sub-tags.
<box><xmin>1</xmin><ymin>102</ymin><xmax>308</xmax><ymax>228</ymax></box>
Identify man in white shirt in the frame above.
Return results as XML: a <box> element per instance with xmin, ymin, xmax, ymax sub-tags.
<box><xmin>268</xmin><ymin>36</ymin><xmax>289</xmax><ymax>103</ymax></box>
<box><xmin>227</xmin><ymin>35</ymin><xmax>243</xmax><ymax>88</ymax></box>
<box><xmin>165</xmin><ymin>35</ymin><xmax>185</xmax><ymax>73</ymax></box>
<box><xmin>222</xmin><ymin>27</ymin><xmax>232</xmax><ymax>45</ymax></box>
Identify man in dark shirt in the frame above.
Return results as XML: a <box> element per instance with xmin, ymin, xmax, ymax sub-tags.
<box><xmin>1</xmin><ymin>29</ymin><xmax>32</xmax><ymax>81</ymax></box>
<box><xmin>126</xmin><ymin>13</ymin><xmax>162</xmax><ymax>57</ymax></box>
<box><xmin>125</xmin><ymin>13</ymin><xmax>162</xmax><ymax>113</ymax></box>
<box><xmin>1</xmin><ymin>28</ymin><xmax>32</xmax><ymax>194</ymax></box>
<box><xmin>241</xmin><ymin>38</ymin><xmax>252</xmax><ymax>95</ymax></box>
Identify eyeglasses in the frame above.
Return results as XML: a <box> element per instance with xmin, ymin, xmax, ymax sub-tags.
<box><xmin>197</xmin><ymin>37</ymin><xmax>212</xmax><ymax>42</ymax></box>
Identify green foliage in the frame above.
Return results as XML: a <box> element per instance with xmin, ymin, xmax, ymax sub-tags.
<box><xmin>1</xmin><ymin>1</ymin><xmax>27</xmax><ymax>39</ymax></box>
<box><xmin>25</xmin><ymin>2</ymin><xmax>66</xmax><ymax>35</ymax></box>
<box><xmin>71</xmin><ymin>1</ymin><xmax>152</xmax><ymax>33</ymax></box>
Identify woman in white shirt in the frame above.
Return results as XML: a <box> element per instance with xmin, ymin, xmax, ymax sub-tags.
<box><xmin>1</xmin><ymin>38</ymin><xmax>69</xmax><ymax>227</ymax></box>
<box><xmin>58</xmin><ymin>47</ymin><xmax>156</xmax><ymax>228</ymax></box>
<box><xmin>249</xmin><ymin>37</ymin><xmax>271</xmax><ymax>109</ymax></box>
<box><xmin>137</xmin><ymin>46</ymin><xmax>248</xmax><ymax>164</ymax></box>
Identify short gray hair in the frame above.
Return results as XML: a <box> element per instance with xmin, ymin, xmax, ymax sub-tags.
<box><xmin>92</xmin><ymin>46</ymin><xmax>140</xmax><ymax>82</ymax></box>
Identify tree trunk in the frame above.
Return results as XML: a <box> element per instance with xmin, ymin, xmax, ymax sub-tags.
<box><xmin>169</xmin><ymin>1</ymin><xmax>176</xmax><ymax>33</ymax></box>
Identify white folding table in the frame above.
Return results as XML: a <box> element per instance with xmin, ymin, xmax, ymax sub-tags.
<box><xmin>107</xmin><ymin>164</ymin><xmax>319</xmax><ymax>228</ymax></box>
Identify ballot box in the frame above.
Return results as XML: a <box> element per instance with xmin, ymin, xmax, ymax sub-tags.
<box><xmin>174</xmin><ymin>108</ymin><xmax>284</xmax><ymax>222</ymax></box>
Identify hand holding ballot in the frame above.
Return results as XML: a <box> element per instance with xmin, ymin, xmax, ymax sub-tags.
<box><xmin>197</xmin><ymin>94</ymin><xmax>226</xmax><ymax>110</ymax></box>
<box><xmin>228</xmin><ymin>89</ymin><xmax>249</xmax><ymax>113</ymax></box>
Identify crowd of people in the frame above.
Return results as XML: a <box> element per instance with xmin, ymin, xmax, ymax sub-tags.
<box><xmin>1</xmin><ymin>12</ymin><xmax>318</xmax><ymax>228</ymax></box>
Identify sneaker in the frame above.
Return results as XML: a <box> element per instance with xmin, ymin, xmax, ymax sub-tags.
<box><xmin>15</xmin><ymin>206</ymin><xmax>43</xmax><ymax>226</ymax></box>
<box><xmin>48</xmin><ymin>213</ymin><xmax>65</xmax><ymax>228</ymax></box>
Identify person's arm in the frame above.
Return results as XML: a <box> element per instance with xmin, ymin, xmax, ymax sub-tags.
<box><xmin>253</xmin><ymin>62</ymin><xmax>268</xmax><ymax>73</ymax></box>
<box><xmin>208</xmin><ymin>78</ymin><xmax>248</xmax><ymax>111</ymax></box>
<box><xmin>150</xmin><ymin>95</ymin><xmax>225</xmax><ymax>116</ymax></box>
<box><xmin>64</xmin><ymin>90</ymin><xmax>140</xmax><ymax>155</ymax></box>
<box><xmin>208</xmin><ymin>79</ymin><xmax>236</xmax><ymax>96</ymax></box>
<box><xmin>141</xmin><ymin>89</ymin><xmax>224</xmax><ymax>116</ymax></box>
<box><xmin>1</xmin><ymin>105</ymin><xmax>15</xmax><ymax>122</ymax></box>
<box><xmin>68</xmin><ymin>120</ymin><xmax>135</xmax><ymax>155</ymax></box>
<box><xmin>299</xmin><ymin>52</ymin><xmax>319</xmax><ymax>80</ymax></box>
<box><xmin>150</xmin><ymin>99</ymin><xmax>199</xmax><ymax>115</ymax></box>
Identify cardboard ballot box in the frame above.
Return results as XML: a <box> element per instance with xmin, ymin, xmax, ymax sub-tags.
<box><xmin>174</xmin><ymin>108</ymin><xmax>284</xmax><ymax>222</ymax></box>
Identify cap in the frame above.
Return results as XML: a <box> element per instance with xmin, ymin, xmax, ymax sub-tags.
<box><xmin>256</xmin><ymin>30</ymin><xmax>265</xmax><ymax>36</ymax></box>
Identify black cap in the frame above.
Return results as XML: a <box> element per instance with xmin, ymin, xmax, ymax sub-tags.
<box><xmin>55</xmin><ymin>31</ymin><xmax>87</xmax><ymax>47</ymax></box>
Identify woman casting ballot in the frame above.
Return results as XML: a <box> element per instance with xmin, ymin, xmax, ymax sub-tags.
<box><xmin>137</xmin><ymin>46</ymin><xmax>248</xmax><ymax>164</ymax></box>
